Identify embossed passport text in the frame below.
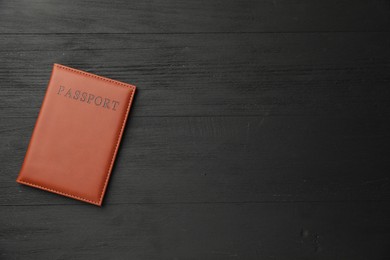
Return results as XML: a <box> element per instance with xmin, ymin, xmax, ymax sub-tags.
<box><xmin>16</xmin><ymin>64</ymin><xmax>136</xmax><ymax>206</ymax></box>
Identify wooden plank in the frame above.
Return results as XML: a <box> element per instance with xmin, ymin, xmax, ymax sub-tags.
<box><xmin>0</xmin><ymin>0</ymin><xmax>388</xmax><ymax>33</ymax></box>
<box><xmin>1</xmin><ymin>115</ymin><xmax>389</xmax><ymax>205</ymax></box>
<box><xmin>1</xmin><ymin>202</ymin><xmax>389</xmax><ymax>259</ymax></box>
<box><xmin>0</xmin><ymin>33</ymin><xmax>389</xmax><ymax>117</ymax></box>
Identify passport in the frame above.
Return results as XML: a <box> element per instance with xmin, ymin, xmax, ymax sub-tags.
<box><xmin>16</xmin><ymin>64</ymin><xmax>136</xmax><ymax>206</ymax></box>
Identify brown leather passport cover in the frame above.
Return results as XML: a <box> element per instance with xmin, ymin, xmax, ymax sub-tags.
<box><xmin>16</xmin><ymin>64</ymin><xmax>136</xmax><ymax>206</ymax></box>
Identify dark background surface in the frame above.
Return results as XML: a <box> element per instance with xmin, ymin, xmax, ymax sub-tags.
<box><xmin>1</xmin><ymin>0</ymin><xmax>389</xmax><ymax>259</ymax></box>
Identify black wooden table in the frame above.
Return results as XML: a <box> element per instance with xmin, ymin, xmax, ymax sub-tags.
<box><xmin>1</xmin><ymin>1</ymin><xmax>389</xmax><ymax>259</ymax></box>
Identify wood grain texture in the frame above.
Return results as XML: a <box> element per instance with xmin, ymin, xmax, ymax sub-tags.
<box><xmin>0</xmin><ymin>33</ymin><xmax>389</xmax><ymax>117</ymax></box>
<box><xmin>1</xmin><ymin>202</ymin><xmax>389</xmax><ymax>259</ymax></box>
<box><xmin>0</xmin><ymin>0</ymin><xmax>389</xmax><ymax>33</ymax></box>
<box><xmin>1</xmin><ymin>115</ymin><xmax>389</xmax><ymax>206</ymax></box>
<box><xmin>1</xmin><ymin>0</ymin><xmax>389</xmax><ymax>259</ymax></box>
